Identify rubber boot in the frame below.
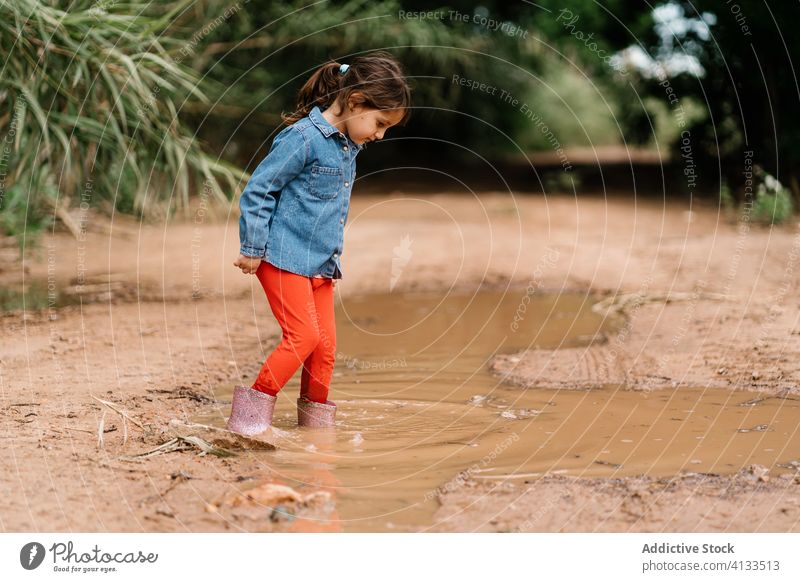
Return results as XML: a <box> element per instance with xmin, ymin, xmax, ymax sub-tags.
<box><xmin>226</xmin><ymin>385</ymin><xmax>276</xmax><ymax>436</ymax></box>
<box><xmin>297</xmin><ymin>396</ymin><xmax>336</xmax><ymax>428</ymax></box>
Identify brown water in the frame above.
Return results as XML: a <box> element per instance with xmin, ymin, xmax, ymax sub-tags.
<box><xmin>204</xmin><ymin>289</ymin><xmax>800</xmax><ymax>532</ymax></box>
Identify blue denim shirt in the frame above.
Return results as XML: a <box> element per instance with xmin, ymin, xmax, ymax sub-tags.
<box><xmin>238</xmin><ymin>105</ymin><xmax>365</xmax><ymax>279</ymax></box>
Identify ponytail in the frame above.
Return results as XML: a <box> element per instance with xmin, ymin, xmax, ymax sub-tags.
<box><xmin>281</xmin><ymin>61</ymin><xmax>342</xmax><ymax>125</ymax></box>
<box><xmin>281</xmin><ymin>51</ymin><xmax>412</xmax><ymax>126</ymax></box>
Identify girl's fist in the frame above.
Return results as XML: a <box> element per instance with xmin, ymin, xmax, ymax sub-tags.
<box><xmin>234</xmin><ymin>254</ymin><xmax>262</xmax><ymax>274</ymax></box>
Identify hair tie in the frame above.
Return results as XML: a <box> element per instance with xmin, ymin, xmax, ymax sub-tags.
<box><xmin>338</xmin><ymin>63</ymin><xmax>350</xmax><ymax>74</ymax></box>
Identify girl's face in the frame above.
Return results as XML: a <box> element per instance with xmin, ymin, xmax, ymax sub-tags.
<box><xmin>344</xmin><ymin>103</ymin><xmax>405</xmax><ymax>145</ymax></box>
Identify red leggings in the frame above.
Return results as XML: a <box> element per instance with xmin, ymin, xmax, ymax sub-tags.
<box><xmin>251</xmin><ymin>261</ymin><xmax>336</xmax><ymax>404</ymax></box>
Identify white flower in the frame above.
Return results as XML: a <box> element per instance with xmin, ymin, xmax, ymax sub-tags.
<box><xmin>764</xmin><ymin>174</ymin><xmax>778</xmax><ymax>192</ymax></box>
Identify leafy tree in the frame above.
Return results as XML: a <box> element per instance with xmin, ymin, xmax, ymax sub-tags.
<box><xmin>668</xmin><ymin>0</ymin><xmax>800</xmax><ymax>199</ymax></box>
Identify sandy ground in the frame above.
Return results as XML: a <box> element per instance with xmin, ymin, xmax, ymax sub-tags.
<box><xmin>432</xmin><ymin>468</ymin><xmax>800</xmax><ymax>532</ymax></box>
<box><xmin>1</xmin><ymin>191</ymin><xmax>799</xmax><ymax>532</ymax></box>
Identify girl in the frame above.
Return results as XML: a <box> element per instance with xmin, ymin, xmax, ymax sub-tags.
<box><xmin>226</xmin><ymin>51</ymin><xmax>412</xmax><ymax>435</ymax></box>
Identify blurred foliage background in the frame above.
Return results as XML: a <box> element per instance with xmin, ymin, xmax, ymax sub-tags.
<box><xmin>1</xmin><ymin>0</ymin><xmax>797</xmax><ymax>245</ymax></box>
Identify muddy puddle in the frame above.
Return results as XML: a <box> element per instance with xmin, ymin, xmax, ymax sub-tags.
<box><xmin>0</xmin><ymin>276</ymin><xmax>138</xmax><ymax>312</ymax></box>
<box><xmin>200</xmin><ymin>289</ymin><xmax>800</xmax><ymax>531</ymax></box>
<box><xmin>0</xmin><ymin>281</ymin><xmax>78</xmax><ymax>311</ymax></box>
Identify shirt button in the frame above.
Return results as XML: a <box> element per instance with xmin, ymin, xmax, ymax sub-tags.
<box><xmin>333</xmin><ymin>253</ymin><xmax>338</xmax><ymax>258</ymax></box>
<box><xmin>340</xmin><ymin>218</ymin><xmax>344</xmax><ymax>224</ymax></box>
<box><xmin>344</xmin><ymin>181</ymin><xmax>349</xmax><ymax>187</ymax></box>
<box><xmin>343</xmin><ymin>146</ymin><xmax>348</xmax><ymax>151</ymax></box>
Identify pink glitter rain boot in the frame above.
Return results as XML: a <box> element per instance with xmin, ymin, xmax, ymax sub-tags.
<box><xmin>296</xmin><ymin>396</ymin><xmax>337</xmax><ymax>428</ymax></box>
<box><xmin>226</xmin><ymin>385</ymin><xmax>277</xmax><ymax>436</ymax></box>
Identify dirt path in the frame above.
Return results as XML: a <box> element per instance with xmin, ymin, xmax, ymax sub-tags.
<box><xmin>1</xmin><ymin>192</ymin><xmax>799</xmax><ymax>531</ymax></box>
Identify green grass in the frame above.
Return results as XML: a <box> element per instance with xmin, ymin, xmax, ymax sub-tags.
<box><xmin>752</xmin><ymin>182</ymin><xmax>794</xmax><ymax>225</ymax></box>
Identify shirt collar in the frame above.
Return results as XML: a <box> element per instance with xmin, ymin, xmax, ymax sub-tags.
<box><xmin>309</xmin><ymin>105</ymin><xmax>364</xmax><ymax>152</ymax></box>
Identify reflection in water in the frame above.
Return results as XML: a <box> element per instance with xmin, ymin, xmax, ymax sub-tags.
<box><xmin>205</xmin><ymin>289</ymin><xmax>800</xmax><ymax>532</ymax></box>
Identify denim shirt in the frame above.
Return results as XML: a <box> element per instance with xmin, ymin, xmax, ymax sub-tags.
<box><xmin>238</xmin><ymin>105</ymin><xmax>365</xmax><ymax>279</ymax></box>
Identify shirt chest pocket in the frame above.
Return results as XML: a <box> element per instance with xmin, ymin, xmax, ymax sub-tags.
<box><xmin>310</xmin><ymin>165</ymin><xmax>342</xmax><ymax>199</ymax></box>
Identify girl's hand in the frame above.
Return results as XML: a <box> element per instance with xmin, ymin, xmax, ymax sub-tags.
<box><xmin>233</xmin><ymin>254</ymin><xmax>262</xmax><ymax>275</ymax></box>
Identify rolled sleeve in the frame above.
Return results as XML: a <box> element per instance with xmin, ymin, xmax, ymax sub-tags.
<box><xmin>238</xmin><ymin>125</ymin><xmax>307</xmax><ymax>257</ymax></box>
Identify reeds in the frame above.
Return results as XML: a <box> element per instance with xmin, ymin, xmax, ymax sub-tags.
<box><xmin>0</xmin><ymin>0</ymin><xmax>240</xmax><ymax>239</ymax></box>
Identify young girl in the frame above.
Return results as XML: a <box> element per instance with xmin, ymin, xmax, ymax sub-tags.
<box><xmin>226</xmin><ymin>51</ymin><xmax>412</xmax><ymax>435</ymax></box>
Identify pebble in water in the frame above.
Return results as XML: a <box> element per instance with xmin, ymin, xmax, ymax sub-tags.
<box><xmin>737</xmin><ymin>424</ymin><xmax>769</xmax><ymax>433</ymax></box>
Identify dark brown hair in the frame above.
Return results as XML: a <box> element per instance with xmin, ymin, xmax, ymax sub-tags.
<box><xmin>281</xmin><ymin>50</ymin><xmax>412</xmax><ymax>126</ymax></box>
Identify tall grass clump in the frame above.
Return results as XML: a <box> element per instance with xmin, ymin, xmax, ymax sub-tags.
<box><xmin>752</xmin><ymin>170</ymin><xmax>794</xmax><ymax>226</ymax></box>
<box><xmin>0</xmin><ymin>0</ymin><xmax>240</xmax><ymax>242</ymax></box>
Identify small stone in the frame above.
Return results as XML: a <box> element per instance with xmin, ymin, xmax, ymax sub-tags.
<box><xmin>743</xmin><ymin>464</ymin><xmax>770</xmax><ymax>481</ymax></box>
<box><xmin>269</xmin><ymin>505</ymin><xmax>296</xmax><ymax>523</ymax></box>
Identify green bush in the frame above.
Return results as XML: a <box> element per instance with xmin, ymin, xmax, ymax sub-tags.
<box><xmin>752</xmin><ymin>172</ymin><xmax>794</xmax><ymax>225</ymax></box>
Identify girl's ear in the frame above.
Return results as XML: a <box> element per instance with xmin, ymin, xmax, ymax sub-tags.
<box><xmin>346</xmin><ymin>91</ymin><xmax>368</xmax><ymax>112</ymax></box>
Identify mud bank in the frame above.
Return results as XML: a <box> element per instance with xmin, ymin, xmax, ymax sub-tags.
<box><xmin>431</xmin><ymin>467</ymin><xmax>800</xmax><ymax>532</ymax></box>
<box><xmin>489</xmin><ymin>298</ymin><xmax>800</xmax><ymax>396</ymax></box>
